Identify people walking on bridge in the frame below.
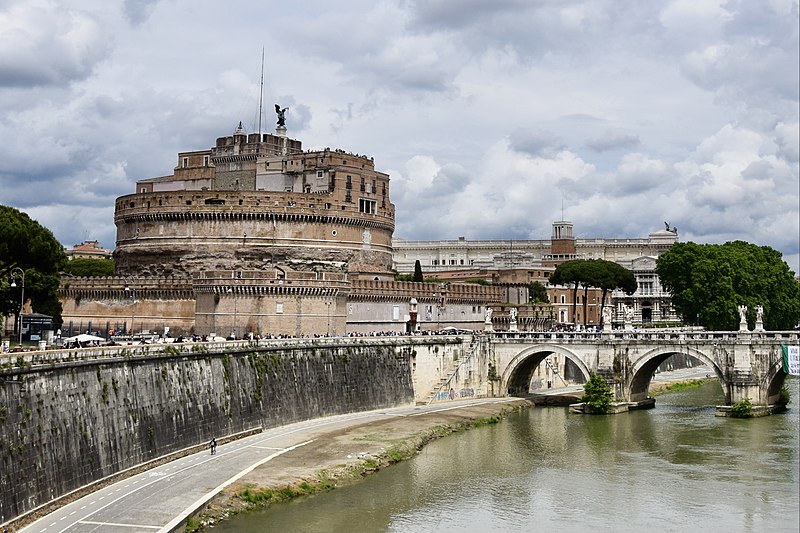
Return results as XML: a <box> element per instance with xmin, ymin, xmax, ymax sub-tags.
<box><xmin>209</xmin><ymin>438</ymin><xmax>217</xmax><ymax>455</ymax></box>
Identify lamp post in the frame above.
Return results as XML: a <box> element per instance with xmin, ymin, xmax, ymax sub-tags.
<box><xmin>226</xmin><ymin>288</ymin><xmax>237</xmax><ymax>339</ymax></box>
<box><xmin>9</xmin><ymin>267</ymin><xmax>25</xmax><ymax>345</ymax></box>
<box><xmin>409</xmin><ymin>297</ymin><xmax>418</xmax><ymax>334</ymax></box>
<box><xmin>124</xmin><ymin>277</ymin><xmax>135</xmax><ymax>337</ymax></box>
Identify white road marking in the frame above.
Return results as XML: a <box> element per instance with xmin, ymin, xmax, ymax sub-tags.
<box><xmin>157</xmin><ymin>440</ymin><xmax>314</xmax><ymax>533</ymax></box>
<box><xmin>79</xmin><ymin>520</ymin><xmax>161</xmax><ymax>529</ymax></box>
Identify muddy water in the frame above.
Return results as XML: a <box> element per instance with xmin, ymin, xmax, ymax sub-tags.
<box><xmin>214</xmin><ymin>379</ymin><xmax>800</xmax><ymax>533</ymax></box>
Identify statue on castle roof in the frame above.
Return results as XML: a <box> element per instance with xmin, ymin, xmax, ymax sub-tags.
<box><xmin>275</xmin><ymin>104</ymin><xmax>288</xmax><ymax>127</ymax></box>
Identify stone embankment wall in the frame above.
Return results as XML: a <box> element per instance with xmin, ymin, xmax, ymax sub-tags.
<box><xmin>0</xmin><ymin>338</ymin><xmax>459</xmax><ymax>524</ymax></box>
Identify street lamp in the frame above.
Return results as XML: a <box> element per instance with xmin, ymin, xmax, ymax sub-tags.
<box><xmin>124</xmin><ymin>277</ymin><xmax>135</xmax><ymax>337</ymax></box>
<box><xmin>9</xmin><ymin>267</ymin><xmax>25</xmax><ymax>345</ymax></box>
<box><xmin>226</xmin><ymin>288</ymin><xmax>237</xmax><ymax>339</ymax></box>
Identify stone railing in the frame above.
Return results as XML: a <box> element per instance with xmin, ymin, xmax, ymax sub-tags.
<box><xmin>490</xmin><ymin>329</ymin><xmax>799</xmax><ymax>343</ymax></box>
<box><xmin>0</xmin><ymin>335</ymin><xmax>470</xmax><ymax>371</ymax></box>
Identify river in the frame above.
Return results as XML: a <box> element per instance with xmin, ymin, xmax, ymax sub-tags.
<box><xmin>213</xmin><ymin>379</ymin><xmax>800</xmax><ymax>533</ymax></box>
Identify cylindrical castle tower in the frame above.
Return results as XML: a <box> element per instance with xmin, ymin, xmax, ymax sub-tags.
<box><xmin>113</xmin><ymin>125</ymin><xmax>395</xmax><ymax>277</ymax></box>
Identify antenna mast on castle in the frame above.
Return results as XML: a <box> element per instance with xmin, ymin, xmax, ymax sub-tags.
<box><xmin>257</xmin><ymin>47</ymin><xmax>265</xmax><ymax>135</ymax></box>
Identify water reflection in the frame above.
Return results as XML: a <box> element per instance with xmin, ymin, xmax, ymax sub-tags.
<box><xmin>214</xmin><ymin>379</ymin><xmax>799</xmax><ymax>533</ymax></box>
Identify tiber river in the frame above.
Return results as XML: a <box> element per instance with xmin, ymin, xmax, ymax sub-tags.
<box><xmin>214</xmin><ymin>379</ymin><xmax>799</xmax><ymax>533</ymax></box>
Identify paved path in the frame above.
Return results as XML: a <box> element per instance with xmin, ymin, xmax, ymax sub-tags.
<box><xmin>16</xmin><ymin>398</ymin><xmax>521</xmax><ymax>533</ymax></box>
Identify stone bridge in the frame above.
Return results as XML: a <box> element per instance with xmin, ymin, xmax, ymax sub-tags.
<box><xmin>486</xmin><ymin>329</ymin><xmax>799</xmax><ymax>409</ymax></box>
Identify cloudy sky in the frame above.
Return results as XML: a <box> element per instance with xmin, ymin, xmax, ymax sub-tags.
<box><xmin>1</xmin><ymin>0</ymin><xmax>798</xmax><ymax>272</ymax></box>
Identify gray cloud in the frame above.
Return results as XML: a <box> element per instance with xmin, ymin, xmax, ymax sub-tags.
<box><xmin>0</xmin><ymin>2</ymin><xmax>111</xmax><ymax>87</ymax></box>
<box><xmin>585</xmin><ymin>131</ymin><xmax>640</xmax><ymax>152</ymax></box>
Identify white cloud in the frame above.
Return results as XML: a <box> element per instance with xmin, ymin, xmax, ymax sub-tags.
<box><xmin>0</xmin><ymin>0</ymin><xmax>796</xmax><ymax>274</ymax></box>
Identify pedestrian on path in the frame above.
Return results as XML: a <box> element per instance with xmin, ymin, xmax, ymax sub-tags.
<box><xmin>209</xmin><ymin>438</ymin><xmax>217</xmax><ymax>455</ymax></box>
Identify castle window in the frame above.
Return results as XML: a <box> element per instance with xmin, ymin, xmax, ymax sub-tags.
<box><xmin>182</xmin><ymin>157</ymin><xmax>188</xmax><ymax>168</ymax></box>
<box><xmin>346</xmin><ymin>176</ymin><xmax>352</xmax><ymax>189</ymax></box>
<box><xmin>205</xmin><ymin>198</ymin><xmax>225</xmax><ymax>205</ymax></box>
<box><xmin>359</xmin><ymin>199</ymin><xmax>376</xmax><ymax>214</ymax></box>
<box><xmin>360</xmin><ymin>178</ymin><xmax>365</xmax><ymax>192</ymax></box>
<box><xmin>203</xmin><ymin>155</ymin><xmax>209</xmax><ymax>166</ymax></box>
<box><xmin>276</xmin><ymin>302</ymin><xmax>284</xmax><ymax>314</ymax></box>
<box><xmin>317</xmin><ymin>170</ymin><xmax>323</xmax><ymax>178</ymax></box>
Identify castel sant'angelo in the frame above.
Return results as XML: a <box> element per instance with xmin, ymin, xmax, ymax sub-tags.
<box><xmin>59</xmin><ymin>114</ymin><xmax>505</xmax><ymax>337</ymax></box>
<box><xmin>60</xmin><ymin>107</ymin><xmax>678</xmax><ymax>337</ymax></box>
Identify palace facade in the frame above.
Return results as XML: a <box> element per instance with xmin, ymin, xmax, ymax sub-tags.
<box><xmin>392</xmin><ymin>220</ymin><xmax>680</xmax><ymax>326</ymax></box>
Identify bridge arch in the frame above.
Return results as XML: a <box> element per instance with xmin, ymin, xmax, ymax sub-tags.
<box><xmin>762</xmin><ymin>351</ymin><xmax>790</xmax><ymax>406</ymax></box>
<box><xmin>501</xmin><ymin>344</ymin><xmax>591</xmax><ymax>396</ymax></box>
<box><xmin>628</xmin><ymin>346</ymin><xmax>724</xmax><ymax>403</ymax></box>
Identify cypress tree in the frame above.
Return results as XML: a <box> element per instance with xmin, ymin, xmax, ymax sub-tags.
<box><xmin>413</xmin><ymin>260</ymin><xmax>424</xmax><ymax>282</ymax></box>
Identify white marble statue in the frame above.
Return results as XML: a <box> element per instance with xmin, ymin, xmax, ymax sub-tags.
<box><xmin>624</xmin><ymin>305</ymin><xmax>633</xmax><ymax>323</ymax></box>
<box><xmin>738</xmin><ymin>304</ymin><xmax>748</xmax><ymax>323</ymax></box>
<box><xmin>485</xmin><ymin>307</ymin><xmax>493</xmax><ymax>323</ymax></box>
<box><xmin>602</xmin><ymin>306</ymin><xmax>612</xmax><ymax>325</ymax></box>
<box><xmin>509</xmin><ymin>308</ymin><xmax>517</xmax><ymax>322</ymax></box>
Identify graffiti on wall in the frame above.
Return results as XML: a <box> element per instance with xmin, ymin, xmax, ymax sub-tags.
<box><xmin>436</xmin><ymin>387</ymin><xmax>475</xmax><ymax>401</ymax></box>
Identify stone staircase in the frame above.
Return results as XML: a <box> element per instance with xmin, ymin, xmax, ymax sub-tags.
<box><xmin>421</xmin><ymin>342</ymin><xmax>477</xmax><ymax>405</ymax></box>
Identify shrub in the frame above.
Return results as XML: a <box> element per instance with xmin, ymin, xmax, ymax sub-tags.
<box><xmin>730</xmin><ymin>398</ymin><xmax>753</xmax><ymax>418</ymax></box>
<box><xmin>582</xmin><ymin>372</ymin><xmax>613</xmax><ymax>414</ymax></box>
<box><xmin>777</xmin><ymin>385</ymin><xmax>791</xmax><ymax>406</ymax></box>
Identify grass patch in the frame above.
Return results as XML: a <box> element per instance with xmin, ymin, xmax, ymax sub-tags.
<box><xmin>184</xmin><ymin>516</ymin><xmax>201</xmax><ymax>532</ymax></box>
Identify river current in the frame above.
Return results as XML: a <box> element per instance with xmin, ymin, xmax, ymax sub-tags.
<box><xmin>214</xmin><ymin>379</ymin><xmax>800</xmax><ymax>533</ymax></box>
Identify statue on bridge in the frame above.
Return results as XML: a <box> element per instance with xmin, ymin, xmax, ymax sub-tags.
<box><xmin>738</xmin><ymin>304</ymin><xmax>748</xmax><ymax>331</ymax></box>
<box><xmin>484</xmin><ymin>307</ymin><xmax>494</xmax><ymax>333</ymax></box>
<box><xmin>755</xmin><ymin>305</ymin><xmax>765</xmax><ymax>332</ymax></box>
<box><xmin>602</xmin><ymin>306</ymin><xmax>612</xmax><ymax>331</ymax></box>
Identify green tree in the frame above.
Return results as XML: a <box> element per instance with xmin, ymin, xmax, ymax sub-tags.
<box><xmin>592</xmin><ymin>260</ymin><xmax>637</xmax><ymax>326</ymax></box>
<box><xmin>550</xmin><ymin>259</ymin><xmax>637</xmax><ymax>326</ymax></box>
<box><xmin>0</xmin><ymin>205</ymin><xmax>67</xmax><ymax>326</ymax></box>
<box><xmin>413</xmin><ymin>260</ymin><xmax>424</xmax><ymax>282</ymax></box>
<box><xmin>528</xmin><ymin>281</ymin><xmax>549</xmax><ymax>303</ymax></box>
<box><xmin>549</xmin><ymin>260</ymin><xmax>584</xmax><ymax>324</ymax></box>
<box><xmin>582</xmin><ymin>372</ymin><xmax>613</xmax><ymax>414</ymax></box>
<box><xmin>656</xmin><ymin>241</ymin><xmax>800</xmax><ymax>330</ymax></box>
<box><xmin>62</xmin><ymin>258</ymin><xmax>115</xmax><ymax>277</ymax></box>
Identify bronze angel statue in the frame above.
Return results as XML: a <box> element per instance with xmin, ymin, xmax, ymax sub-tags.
<box><xmin>275</xmin><ymin>104</ymin><xmax>288</xmax><ymax>127</ymax></box>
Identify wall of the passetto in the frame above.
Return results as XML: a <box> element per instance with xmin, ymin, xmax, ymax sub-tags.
<box><xmin>59</xmin><ymin>277</ymin><xmax>196</xmax><ymax>336</ymax></box>
<box><xmin>58</xmin><ymin>276</ymin><xmax>504</xmax><ymax>338</ymax></box>
<box><xmin>194</xmin><ymin>270</ymin><xmax>351</xmax><ymax>338</ymax></box>
<box><xmin>112</xmin><ymin>190</ymin><xmax>396</xmax><ymax>277</ymax></box>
